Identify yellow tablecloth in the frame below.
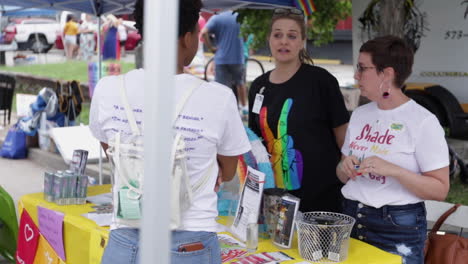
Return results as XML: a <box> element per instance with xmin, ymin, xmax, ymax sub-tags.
<box><xmin>218</xmin><ymin>218</ymin><xmax>402</xmax><ymax>264</ymax></box>
<box><xmin>19</xmin><ymin>185</ymin><xmax>111</xmax><ymax>264</ymax></box>
<box><xmin>19</xmin><ymin>185</ymin><xmax>402</xmax><ymax>264</ymax></box>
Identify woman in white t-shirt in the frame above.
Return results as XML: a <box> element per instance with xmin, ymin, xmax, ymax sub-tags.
<box><xmin>337</xmin><ymin>35</ymin><xmax>449</xmax><ymax>264</ymax></box>
<box><xmin>79</xmin><ymin>14</ymin><xmax>97</xmax><ymax>60</ymax></box>
<box><xmin>91</xmin><ymin>0</ymin><xmax>250</xmax><ymax>263</ymax></box>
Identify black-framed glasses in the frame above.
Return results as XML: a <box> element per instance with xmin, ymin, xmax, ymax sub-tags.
<box><xmin>356</xmin><ymin>64</ymin><xmax>376</xmax><ymax>74</ymax></box>
<box><xmin>273</xmin><ymin>8</ymin><xmax>304</xmax><ymax>18</ymax></box>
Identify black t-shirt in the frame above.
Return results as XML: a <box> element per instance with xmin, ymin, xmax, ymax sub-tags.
<box><xmin>248</xmin><ymin>64</ymin><xmax>349</xmax><ymax>213</ymax></box>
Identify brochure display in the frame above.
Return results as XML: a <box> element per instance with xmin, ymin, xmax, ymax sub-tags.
<box><xmin>272</xmin><ymin>194</ymin><xmax>300</xmax><ymax>249</ymax></box>
<box><xmin>231</xmin><ymin>166</ymin><xmax>265</xmax><ymax>242</ymax></box>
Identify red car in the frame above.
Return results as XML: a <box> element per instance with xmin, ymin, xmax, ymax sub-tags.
<box><xmin>0</xmin><ymin>23</ymin><xmax>17</xmax><ymax>44</ymax></box>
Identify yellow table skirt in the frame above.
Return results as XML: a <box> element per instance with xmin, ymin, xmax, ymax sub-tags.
<box><xmin>19</xmin><ymin>185</ymin><xmax>402</xmax><ymax>264</ymax></box>
<box><xmin>19</xmin><ymin>185</ymin><xmax>111</xmax><ymax>264</ymax></box>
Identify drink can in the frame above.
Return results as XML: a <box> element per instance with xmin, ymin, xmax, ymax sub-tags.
<box><xmin>70</xmin><ymin>149</ymin><xmax>89</xmax><ymax>175</ymax></box>
<box><xmin>63</xmin><ymin>170</ymin><xmax>78</xmax><ymax>204</ymax></box>
<box><xmin>43</xmin><ymin>172</ymin><xmax>55</xmax><ymax>202</ymax></box>
<box><xmin>53</xmin><ymin>171</ymin><xmax>66</xmax><ymax>205</ymax></box>
<box><xmin>76</xmin><ymin>175</ymin><xmax>89</xmax><ymax>204</ymax></box>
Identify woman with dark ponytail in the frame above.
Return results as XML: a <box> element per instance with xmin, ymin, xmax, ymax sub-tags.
<box><xmin>248</xmin><ymin>8</ymin><xmax>349</xmax><ymax>213</ymax></box>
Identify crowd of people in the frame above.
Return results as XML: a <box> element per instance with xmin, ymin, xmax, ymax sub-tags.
<box><xmin>62</xmin><ymin>13</ymin><xmax>128</xmax><ymax>61</ymax></box>
<box><xmin>89</xmin><ymin>0</ymin><xmax>450</xmax><ymax>263</ymax></box>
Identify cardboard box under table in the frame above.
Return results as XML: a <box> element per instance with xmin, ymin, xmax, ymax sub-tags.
<box><xmin>19</xmin><ymin>185</ymin><xmax>402</xmax><ymax>264</ymax></box>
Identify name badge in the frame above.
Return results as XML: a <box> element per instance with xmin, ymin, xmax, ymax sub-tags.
<box><xmin>252</xmin><ymin>93</ymin><xmax>264</xmax><ymax>114</ymax></box>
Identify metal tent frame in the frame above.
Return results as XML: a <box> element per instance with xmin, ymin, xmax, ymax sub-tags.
<box><xmin>1</xmin><ymin>0</ymin><xmax>296</xmax><ymax>263</ymax></box>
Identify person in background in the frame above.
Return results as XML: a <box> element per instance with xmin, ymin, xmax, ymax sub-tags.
<box><xmin>117</xmin><ymin>18</ymin><xmax>128</xmax><ymax>57</ymax></box>
<box><xmin>79</xmin><ymin>14</ymin><xmax>97</xmax><ymax>61</ymax></box>
<box><xmin>101</xmin><ymin>14</ymin><xmax>120</xmax><ymax>60</ymax></box>
<box><xmin>248</xmin><ymin>8</ymin><xmax>349</xmax><ymax>213</ymax></box>
<box><xmin>63</xmin><ymin>14</ymin><xmax>79</xmax><ymax>59</ymax></box>
<box><xmin>201</xmin><ymin>11</ymin><xmax>248</xmax><ymax>117</ymax></box>
<box><xmin>337</xmin><ymin>35</ymin><xmax>449</xmax><ymax>264</ymax></box>
<box><xmin>89</xmin><ymin>0</ymin><xmax>250</xmax><ymax>263</ymax></box>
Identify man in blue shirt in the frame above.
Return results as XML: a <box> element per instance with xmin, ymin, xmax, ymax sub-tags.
<box><xmin>202</xmin><ymin>11</ymin><xmax>247</xmax><ymax>117</ymax></box>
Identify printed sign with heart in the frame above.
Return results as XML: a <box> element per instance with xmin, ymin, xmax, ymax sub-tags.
<box><xmin>16</xmin><ymin>210</ymin><xmax>40</xmax><ymax>264</ymax></box>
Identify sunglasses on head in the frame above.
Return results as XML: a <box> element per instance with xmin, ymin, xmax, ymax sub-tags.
<box><xmin>273</xmin><ymin>8</ymin><xmax>304</xmax><ymax>18</ymax></box>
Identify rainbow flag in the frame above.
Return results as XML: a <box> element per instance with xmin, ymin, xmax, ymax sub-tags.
<box><xmin>293</xmin><ymin>0</ymin><xmax>317</xmax><ymax>16</ymax></box>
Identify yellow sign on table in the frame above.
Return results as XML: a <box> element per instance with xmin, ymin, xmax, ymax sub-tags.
<box><xmin>19</xmin><ymin>185</ymin><xmax>402</xmax><ymax>264</ymax></box>
<box><xmin>34</xmin><ymin>235</ymin><xmax>60</xmax><ymax>264</ymax></box>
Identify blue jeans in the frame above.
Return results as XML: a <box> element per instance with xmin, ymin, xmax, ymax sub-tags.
<box><xmin>342</xmin><ymin>198</ymin><xmax>427</xmax><ymax>264</ymax></box>
<box><xmin>101</xmin><ymin>229</ymin><xmax>221</xmax><ymax>264</ymax></box>
<box><xmin>101</xmin><ymin>228</ymin><xmax>140</xmax><ymax>264</ymax></box>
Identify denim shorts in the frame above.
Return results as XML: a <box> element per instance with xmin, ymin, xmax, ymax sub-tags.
<box><xmin>342</xmin><ymin>198</ymin><xmax>427</xmax><ymax>264</ymax></box>
<box><xmin>101</xmin><ymin>229</ymin><xmax>221</xmax><ymax>264</ymax></box>
<box><xmin>215</xmin><ymin>63</ymin><xmax>245</xmax><ymax>92</ymax></box>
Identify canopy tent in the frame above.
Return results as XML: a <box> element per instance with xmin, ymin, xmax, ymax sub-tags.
<box><xmin>1</xmin><ymin>7</ymin><xmax>58</xmax><ymax>17</ymax></box>
<box><xmin>202</xmin><ymin>0</ymin><xmax>295</xmax><ymax>11</ymax></box>
<box><xmin>0</xmin><ymin>0</ymin><xmax>135</xmax><ymax>16</ymax></box>
<box><xmin>0</xmin><ymin>0</ymin><xmax>296</xmax><ymax>16</ymax></box>
<box><xmin>2</xmin><ymin>0</ymin><xmax>297</xmax><ymax>263</ymax></box>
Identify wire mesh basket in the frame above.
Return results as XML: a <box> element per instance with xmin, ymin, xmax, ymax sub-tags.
<box><xmin>295</xmin><ymin>212</ymin><xmax>355</xmax><ymax>263</ymax></box>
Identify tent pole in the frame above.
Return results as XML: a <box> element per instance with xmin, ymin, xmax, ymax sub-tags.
<box><xmin>96</xmin><ymin>14</ymin><xmax>103</xmax><ymax>185</ymax></box>
<box><xmin>141</xmin><ymin>0</ymin><xmax>177</xmax><ymax>262</ymax></box>
<box><xmin>97</xmin><ymin>15</ymin><xmax>102</xmax><ymax>80</ymax></box>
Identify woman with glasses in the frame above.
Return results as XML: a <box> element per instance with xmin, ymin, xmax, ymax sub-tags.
<box><xmin>337</xmin><ymin>35</ymin><xmax>449</xmax><ymax>264</ymax></box>
<box><xmin>248</xmin><ymin>8</ymin><xmax>349</xmax><ymax>213</ymax></box>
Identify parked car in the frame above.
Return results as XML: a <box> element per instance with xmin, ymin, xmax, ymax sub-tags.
<box><xmin>0</xmin><ymin>18</ymin><xmax>60</xmax><ymax>53</ymax></box>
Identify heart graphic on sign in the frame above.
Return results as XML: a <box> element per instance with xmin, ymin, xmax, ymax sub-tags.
<box><xmin>24</xmin><ymin>224</ymin><xmax>34</xmax><ymax>242</ymax></box>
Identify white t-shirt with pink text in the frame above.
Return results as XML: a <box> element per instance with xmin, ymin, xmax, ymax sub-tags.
<box><xmin>341</xmin><ymin>100</ymin><xmax>449</xmax><ymax>208</ymax></box>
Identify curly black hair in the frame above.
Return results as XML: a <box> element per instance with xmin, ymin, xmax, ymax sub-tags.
<box><xmin>133</xmin><ymin>0</ymin><xmax>202</xmax><ymax>39</ymax></box>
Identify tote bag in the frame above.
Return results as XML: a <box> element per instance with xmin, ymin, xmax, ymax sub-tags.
<box><xmin>0</xmin><ymin>123</ymin><xmax>27</xmax><ymax>159</ymax></box>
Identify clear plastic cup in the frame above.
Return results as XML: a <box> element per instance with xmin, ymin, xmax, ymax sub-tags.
<box><xmin>246</xmin><ymin>222</ymin><xmax>258</xmax><ymax>252</ymax></box>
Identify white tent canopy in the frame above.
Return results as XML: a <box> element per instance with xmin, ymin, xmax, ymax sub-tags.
<box><xmin>2</xmin><ymin>0</ymin><xmax>297</xmax><ymax>263</ymax></box>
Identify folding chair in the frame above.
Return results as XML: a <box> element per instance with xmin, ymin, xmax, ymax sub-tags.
<box><xmin>0</xmin><ymin>185</ymin><xmax>18</xmax><ymax>263</ymax></box>
<box><xmin>0</xmin><ymin>74</ymin><xmax>15</xmax><ymax>126</ymax></box>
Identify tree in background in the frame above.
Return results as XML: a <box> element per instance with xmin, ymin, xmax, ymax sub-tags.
<box><xmin>358</xmin><ymin>0</ymin><xmax>427</xmax><ymax>52</ymax></box>
<box><xmin>236</xmin><ymin>0</ymin><xmax>351</xmax><ymax>51</ymax></box>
